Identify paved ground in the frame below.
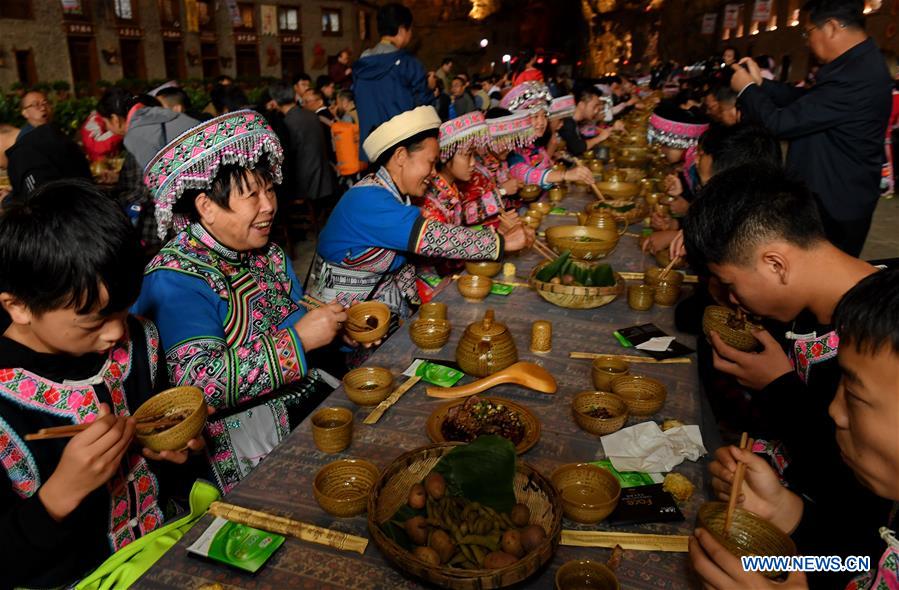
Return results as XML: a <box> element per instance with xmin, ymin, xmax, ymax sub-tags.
<box><xmin>289</xmin><ymin>196</ymin><xmax>899</xmax><ymax>284</ymax></box>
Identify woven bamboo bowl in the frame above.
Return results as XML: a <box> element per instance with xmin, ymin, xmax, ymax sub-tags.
<box><xmin>529</xmin><ymin>201</ymin><xmax>553</xmax><ymax>215</ymax></box>
<box><xmin>409</xmin><ymin>319</ymin><xmax>452</xmax><ymax>351</ymax></box>
<box><xmin>465</xmin><ymin>261</ymin><xmax>503</xmax><ymax>278</ymax></box>
<box><xmin>610</xmin><ymin>375</ymin><xmax>667</xmax><ymax>416</ymax></box>
<box><xmin>522</xmin><ymin>215</ymin><xmax>542</xmax><ymax>230</ymax></box>
<box><xmin>314</xmin><ymin>458</ymin><xmax>380</xmax><ymax>518</ymax></box>
<box><xmin>644</xmin><ymin>266</ymin><xmax>685</xmax><ymax>288</ymax></box>
<box><xmin>545</xmin><ymin>225</ymin><xmax>619</xmax><ymax>261</ymax></box>
<box><xmin>548</xmin><ymin>186</ymin><xmax>566</xmax><ymax>202</ymax></box>
<box><xmin>457</xmin><ymin>275</ymin><xmax>492</xmax><ymax>302</ymax></box>
<box><xmin>343</xmin><ymin>366</ymin><xmax>394</xmax><ymax>406</ymax></box>
<box><xmin>345</xmin><ymin>301</ymin><xmax>391</xmax><ymax>344</ymax></box>
<box><xmin>627</xmin><ymin>284</ymin><xmax>655</xmax><ymax>311</ymax></box>
<box><xmin>133</xmin><ymin>386</ymin><xmax>207</xmax><ymax>452</ymax></box>
<box><xmin>653</xmin><ymin>279</ymin><xmax>681</xmax><ymax>307</ymax></box>
<box><xmin>594</xmin><ymin>180</ymin><xmax>640</xmax><ymax>201</ymax></box>
<box><xmin>368</xmin><ymin>443</ymin><xmax>563</xmax><ymax>589</ymax></box>
<box><xmin>586</xmin><ymin>199</ymin><xmax>648</xmax><ymax>225</ymax></box>
<box><xmin>698</xmin><ymin>502</ymin><xmax>797</xmax><ymax>578</ymax></box>
<box><xmin>653</xmin><ymin>247</ymin><xmax>687</xmax><ymax>270</ymax></box>
<box><xmin>550</xmin><ymin>464</ymin><xmax>621</xmax><ymax>524</ymax></box>
<box><xmin>529</xmin><ymin>261</ymin><xmax>624</xmax><ymax>310</ymax></box>
<box><xmin>591</xmin><ymin>356</ymin><xmax>630</xmax><ymax>391</ymax></box>
<box><xmin>555</xmin><ymin>560</ymin><xmax>620</xmax><ymax>590</ymax></box>
<box><xmin>702</xmin><ymin>306</ymin><xmax>762</xmax><ymax>352</ymax></box>
<box><xmin>572</xmin><ymin>391</ymin><xmax>629</xmax><ymax>436</ymax></box>
<box><xmin>519</xmin><ymin>184</ymin><xmax>542</xmax><ymax>202</ymax></box>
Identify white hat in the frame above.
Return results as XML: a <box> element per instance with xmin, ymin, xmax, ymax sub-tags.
<box><xmin>362</xmin><ymin>106</ymin><xmax>442</xmax><ymax>162</ymax></box>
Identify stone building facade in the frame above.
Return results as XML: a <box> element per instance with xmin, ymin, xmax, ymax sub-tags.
<box><xmin>0</xmin><ymin>0</ymin><xmax>379</xmax><ymax>89</ymax></box>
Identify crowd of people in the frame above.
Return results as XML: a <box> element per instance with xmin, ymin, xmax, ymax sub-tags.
<box><xmin>0</xmin><ymin>0</ymin><xmax>898</xmax><ymax>588</ymax></box>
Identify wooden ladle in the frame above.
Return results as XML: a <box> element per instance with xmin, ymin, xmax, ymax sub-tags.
<box><xmin>426</xmin><ymin>361</ymin><xmax>558</xmax><ymax>399</ymax></box>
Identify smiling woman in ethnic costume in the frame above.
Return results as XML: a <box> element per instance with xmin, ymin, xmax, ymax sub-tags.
<box><xmin>134</xmin><ymin>110</ymin><xmax>345</xmax><ymax>492</ymax></box>
<box><xmin>311</xmin><ymin>106</ymin><xmax>529</xmax><ymax>318</ymax></box>
<box><xmin>503</xmin><ymin>82</ymin><xmax>594</xmax><ymax>189</ymax></box>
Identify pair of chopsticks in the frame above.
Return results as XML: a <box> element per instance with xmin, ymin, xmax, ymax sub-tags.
<box><xmin>532</xmin><ymin>240</ymin><xmax>556</xmax><ymax>261</ymax></box>
<box><xmin>569</xmin><ymin>352</ymin><xmax>692</xmax><ymax>364</ymax></box>
<box><xmin>209</xmin><ymin>501</ymin><xmax>368</xmax><ymax>554</ymax></box>
<box><xmin>618</xmin><ymin>272</ymin><xmax>698</xmax><ymax>284</ymax></box>
<box><xmin>658</xmin><ymin>256</ymin><xmax>681</xmax><ymax>280</ymax></box>
<box><xmin>724</xmin><ymin>432</ymin><xmax>755</xmax><ymax>535</ymax></box>
<box><xmin>25</xmin><ymin>415</ymin><xmax>184</xmax><ymax>441</ymax></box>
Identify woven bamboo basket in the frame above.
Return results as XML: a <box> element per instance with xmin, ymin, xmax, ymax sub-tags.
<box><xmin>314</xmin><ymin>459</ymin><xmax>380</xmax><ymax>517</ymax></box>
<box><xmin>702</xmin><ymin>306</ymin><xmax>761</xmax><ymax>352</ymax></box>
<box><xmin>368</xmin><ymin>443</ymin><xmax>563</xmax><ymax>589</ymax></box>
<box><xmin>133</xmin><ymin>386</ymin><xmax>207</xmax><ymax>452</ymax></box>
<box><xmin>610</xmin><ymin>375</ymin><xmax>667</xmax><ymax>416</ymax></box>
<box><xmin>529</xmin><ymin>262</ymin><xmax>624</xmax><ymax>310</ymax></box>
<box><xmin>698</xmin><ymin>502</ymin><xmax>797</xmax><ymax>578</ymax></box>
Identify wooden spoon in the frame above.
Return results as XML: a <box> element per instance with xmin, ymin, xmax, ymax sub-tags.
<box><xmin>426</xmin><ymin>361</ymin><xmax>557</xmax><ymax>399</ymax></box>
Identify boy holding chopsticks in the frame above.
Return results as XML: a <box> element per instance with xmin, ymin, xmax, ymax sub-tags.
<box><xmin>680</xmin><ymin>164</ymin><xmax>896</xmax><ymax>587</ymax></box>
<box><xmin>690</xmin><ymin>268</ymin><xmax>899</xmax><ymax>589</ymax></box>
<box><xmin>0</xmin><ymin>180</ymin><xmax>204</xmax><ymax>588</ymax></box>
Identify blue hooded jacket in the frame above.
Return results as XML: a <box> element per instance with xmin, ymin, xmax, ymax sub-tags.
<box><xmin>352</xmin><ymin>45</ymin><xmax>433</xmax><ymax>161</ymax></box>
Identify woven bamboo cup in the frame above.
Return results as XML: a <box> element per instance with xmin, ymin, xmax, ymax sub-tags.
<box><xmin>627</xmin><ymin>284</ymin><xmax>655</xmax><ymax>311</ymax></box>
<box><xmin>591</xmin><ymin>356</ymin><xmax>630</xmax><ymax>391</ymax></box>
<box><xmin>530</xmin><ymin>320</ymin><xmax>553</xmax><ymax>353</ymax></box>
<box><xmin>311</xmin><ymin>407</ymin><xmax>353</xmax><ymax>453</ymax></box>
<box><xmin>419</xmin><ymin>302</ymin><xmax>447</xmax><ymax>320</ymax></box>
<box><xmin>653</xmin><ymin>278</ymin><xmax>681</xmax><ymax>307</ymax></box>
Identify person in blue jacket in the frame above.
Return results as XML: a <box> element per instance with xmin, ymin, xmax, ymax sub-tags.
<box><xmin>352</xmin><ymin>2</ymin><xmax>433</xmax><ymax>161</ymax></box>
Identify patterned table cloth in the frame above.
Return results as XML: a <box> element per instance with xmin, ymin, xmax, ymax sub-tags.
<box><xmin>134</xmin><ymin>187</ymin><xmax>719</xmax><ymax>590</ymax></box>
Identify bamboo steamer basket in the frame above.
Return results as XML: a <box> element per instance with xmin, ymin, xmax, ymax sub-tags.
<box><xmin>367</xmin><ymin>443</ymin><xmax>563</xmax><ymax>589</ymax></box>
<box><xmin>529</xmin><ymin>261</ymin><xmax>624</xmax><ymax>310</ymax></box>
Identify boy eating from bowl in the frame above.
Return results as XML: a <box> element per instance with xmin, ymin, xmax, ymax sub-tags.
<box><xmin>681</xmin><ymin>164</ymin><xmax>895</xmax><ymax>587</ymax></box>
<box><xmin>689</xmin><ymin>268</ymin><xmax>899</xmax><ymax>589</ymax></box>
<box><xmin>0</xmin><ymin>180</ymin><xmax>204</xmax><ymax>588</ymax></box>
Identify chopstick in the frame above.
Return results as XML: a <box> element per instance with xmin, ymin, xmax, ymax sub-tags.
<box><xmin>659</xmin><ymin>256</ymin><xmax>681</xmax><ymax>280</ymax></box>
<box><xmin>724</xmin><ymin>433</ymin><xmax>754</xmax><ymax>535</ymax></box>
<box><xmin>25</xmin><ymin>416</ymin><xmax>185</xmax><ymax>441</ymax></box>
<box><xmin>569</xmin><ymin>352</ymin><xmax>692</xmax><ymax>364</ymax></box>
<box><xmin>618</xmin><ymin>272</ymin><xmax>699</xmax><ymax>284</ymax></box>
<box><xmin>363</xmin><ymin>375</ymin><xmax>422</xmax><ymax>424</ymax></box>
<box><xmin>532</xmin><ymin>240</ymin><xmax>557</xmax><ymax>261</ymax></box>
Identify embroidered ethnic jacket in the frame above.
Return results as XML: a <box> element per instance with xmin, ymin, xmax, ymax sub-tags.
<box><xmin>134</xmin><ymin>223</ymin><xmax>313</xmax><ymax>493</ymax></box>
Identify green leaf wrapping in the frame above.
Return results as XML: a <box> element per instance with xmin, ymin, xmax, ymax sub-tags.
<box><xmin>432</xmin><ymin>436</ymin><xmax>517</xmax><ymax>513</ymax></box>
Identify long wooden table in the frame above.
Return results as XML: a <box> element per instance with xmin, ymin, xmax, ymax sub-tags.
<box><xmin>135</xmin><ymin>187</ymin><xmax>721</xmax><ymax>589</ymax></box>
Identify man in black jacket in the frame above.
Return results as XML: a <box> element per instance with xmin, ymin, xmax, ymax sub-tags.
<box><xmin>731</xmin><ymin>0</ymin><xmax>892</xmax><ymax>256</ymax></box>
<box><xmin>270</xmin><ymin>82</ymin><xmax>336</xmax><ymax>205</ymax></box>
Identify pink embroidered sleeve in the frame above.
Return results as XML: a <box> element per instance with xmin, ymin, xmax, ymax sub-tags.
<box><xmin>410</xmin><ymin>218</ymin><xmax>502</xmax><ymax>261</ymax></box>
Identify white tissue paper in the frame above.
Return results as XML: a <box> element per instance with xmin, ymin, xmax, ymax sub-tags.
<box><xmin>600</xmin><ymin>421</ymin><xmax>706</xmax><ymax>473</ymax></box>
<box><xmin>634</xmin><ymin>336</ymin><xmax>676</xmax><ymax>352</ymax></box>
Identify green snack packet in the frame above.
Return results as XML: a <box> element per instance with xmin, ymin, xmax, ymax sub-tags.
<box><xmin>613</xmin><ymin>331</ymin><xmax>633</xmax><ymax>348</ymax></box>
<box><xmin>490</xmin><ymin>283</ymin><xmax>514</xmax><ymax>296</ymax></box>
<box><xmin>549</xmin><ymin>207</ymin><xmax>567</xmax><ymax>215</ymax></box>
<box><xmin>187</xmin><ymin>517</ymin><xmax>285</xmax><ymax>573</ymax></box>
<box><xmin>590</xmin><ymin>459</ymin><xmax>657</xmax><ymax>488</ymax></box>
<box><xmin>421</xmin><ymin>274</ymin><xmax>443</xmax><ymax>288</ymax></box>
<box><xmin>403</xmin><ymin>359</ymin><xmax>465</xmax><ymax>387</ymax></box>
